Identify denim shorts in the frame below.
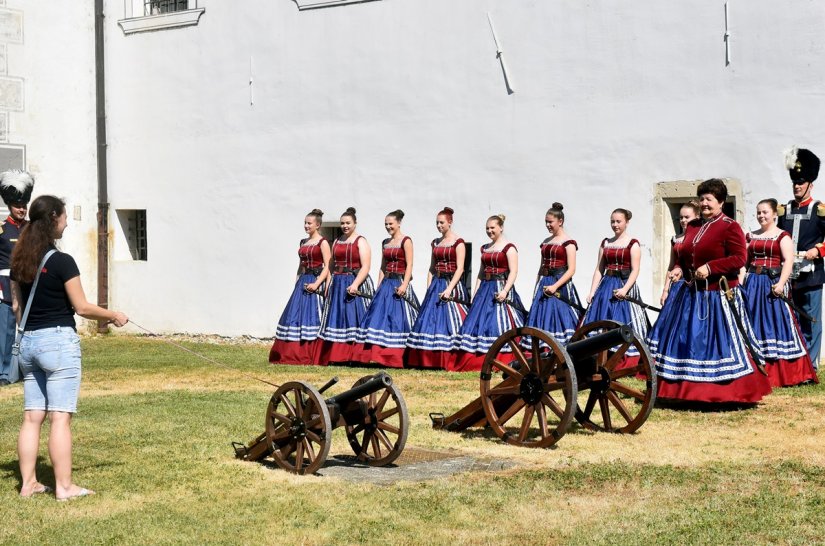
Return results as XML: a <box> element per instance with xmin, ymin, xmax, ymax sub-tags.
<box><xmin>20</xmin><ymin>327</ymin><xmax>82</xmax><ymax>413</ymax></box>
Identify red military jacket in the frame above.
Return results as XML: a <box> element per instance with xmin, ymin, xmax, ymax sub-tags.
<box><xmin>682</xmin><ymin>212</ymin><xmax>747</xmax><ymax>290</ymax></box>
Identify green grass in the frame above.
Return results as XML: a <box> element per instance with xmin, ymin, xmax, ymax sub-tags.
<box><xmin>1</xmin><ymin>336</ymin><xmax>825</xmax><ymax>545</ymax></box>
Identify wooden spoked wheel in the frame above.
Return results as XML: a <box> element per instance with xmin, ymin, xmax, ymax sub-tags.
<box><xmin>345</xmin><ymin>375</ymin><xmax>410</xmax><ymax>466</ymax></box>
<box><xmin>265</xmin><ymin>381</ymin><xmax>332</xmax><ymax>475</ymax></box>
<box><xmin>568</xmin><ymin>320</ymin><xmax>657</xmax><ymax>433</ymax></box>
<box><xmin>480</xmin><ymin>327</ymin><xmax>578</xmax><ymax>448</ymax></box>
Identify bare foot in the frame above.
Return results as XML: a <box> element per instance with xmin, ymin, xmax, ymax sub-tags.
<box><xmin>55</xmin><ymin>485</ymin><xmax>95</xmax><ymax>501</ymax></box>
<box><xmin>19</xmin><ymin>482</ymin><xmax>53</xmax><ymax>497</ymax></box>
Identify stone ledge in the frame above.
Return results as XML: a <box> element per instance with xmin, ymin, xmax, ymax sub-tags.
<box><xmin>117</xmin><ymin>8</ymin><xmax>205</xmax><ymax>35</ymax></box>
<box><xmin>293</xmin><ymin>0</ymin><xmax>381</xmax><ymax>10</ymax></box>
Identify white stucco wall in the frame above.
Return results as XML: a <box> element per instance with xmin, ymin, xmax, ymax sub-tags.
<box><xmin>6</xmin><ymin>2</ymin><xmax>99</xmax><ymax>331</ymax></box>
<box><xmin>100</xmin><ymin>0</ymin><xmax>825</xmax><ymax>336</ymax></box>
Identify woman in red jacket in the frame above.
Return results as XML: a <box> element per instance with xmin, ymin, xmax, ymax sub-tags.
<box><xmin>654</xmin><ymin>179</ymin><xmax>772</xmax><ymax>404</ymax></box>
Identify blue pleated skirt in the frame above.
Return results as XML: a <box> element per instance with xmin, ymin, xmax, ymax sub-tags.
<box><xmin>660</xmin><ymin>279</ymin><xmax>689</xmax><ymax>323</ymax></box>
<box><xmin>274</xmin><ymin>273</ymin><xmax>326</xmax><ymax>341</ymax></box>
<box><xmin>524</xmin><ymin>274</ymin><xmax>581</xmax><ymax>347</ymax></box>
<box><xmin>407</xmin><ymin>277</ymin><xmax>469</xmax><ymax>351</ymax></box>
<box><xmin>741</xmin><ymin>273</ymin><xmax>807</xmax><ymax>360</ymax></box>
<box><xmin>356</xmin><ymin>277</ymin><xmax>420</xmax><ymax>348</ymax></box>
<box><xmin>649</xmin><ymin>286</ymin><xmax>762</xmax><ymax>382</ymax></box>
<box><xmin>646</xmin><ymin>279</ymin><xmax>688</xmax><ymax>350</ymax></box>
<box><xmin>318</xmin><ymin>273</ymin><xmax>375</xmax><ymax>343</ymax></box>
<box><xmin>458</xmin><ymin>279</ymin><xmax>527</xmax><ymax>354</ymax></box>
<box><xmin>580</xmin><ymin>275</ymin><xmax>648</xmax><ymax>357</ymax></box>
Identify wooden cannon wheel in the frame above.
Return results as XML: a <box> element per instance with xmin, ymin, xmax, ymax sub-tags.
<box><xmin>265</xmin><ymin>381</ymin><xmax>332</xmax><ymax>475</ymax></box>
<box><xmin>568</xmin><ymin>320</ymin><xmax>657</xmax><ymax>433</ymax></box>
<box><xmin>480</xmin><ymin>327</ymin><xmax>578</xmax><ymax>448</ymax></box>
<box><xmin>345</xmin><ymin>374</ymin><xmax>410</xmax><ymax>466</ymax></box>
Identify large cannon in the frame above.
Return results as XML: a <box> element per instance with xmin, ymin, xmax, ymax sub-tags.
<box><xmin>430</xmin><ymin>320</ymin><xmax>657</xmax><ymax>448</ymax></box>
<box><xmin>233</xmin><ymin>372</ymin><xmax>409</xmax><ymax>474</ymax></box>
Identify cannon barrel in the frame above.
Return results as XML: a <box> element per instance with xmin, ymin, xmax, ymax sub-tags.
<box><xmin>566</xmin><ymin>324</ymin><xmax>634</xmax><ymax>361</ymax></box>
<box><xmin>325</xmin><ymin>372</ymin><xmax>392</xmax><ymax>409</ymax></box>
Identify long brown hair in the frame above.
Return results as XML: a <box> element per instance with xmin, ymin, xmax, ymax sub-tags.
<box><xmin>11</xmin><ymin>195</ymin><xmax>65</xmax><ymax>283</ymax></box>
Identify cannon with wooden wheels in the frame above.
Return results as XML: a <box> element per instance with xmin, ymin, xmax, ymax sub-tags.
<box><xmin>430</xmin><ymin>321</ymin><xmax>656</xmax><ymax>448</ymax></box>
<box><xmin>233</xmin><ymin>371</ymin><xmax>409</xmax><ymax>475</ymax></box>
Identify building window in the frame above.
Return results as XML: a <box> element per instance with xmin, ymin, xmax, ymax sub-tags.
<box><xmin>293</xmin><ymin>0</ymin><xmax>382</xmax><ymax>10</ymax></box>
<box><xmin>118</xmin><ymin>0</ymin><xmax>205</xmax><ymax>35</ymax></box>
<box><xmin>115</xmin><ymin>209</ymin><xmax>148</xmax><ymax>261</ymax></box>
<box><xmin>144</xmin><ymin>0</ymin><xmax>191</xmax><ymax>15</ymax></box>
<box><xmin>319</xmin><ymin>222</ymin><xmax>343</xmax><ymax>243</ymax></box>
<box><xmin>653</xmin><ymin>179</ymin><xmax>743</xmax><ymax>297</ymax></box>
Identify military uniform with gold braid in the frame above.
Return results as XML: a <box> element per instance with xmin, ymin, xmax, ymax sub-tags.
<box><xmin>0</xmin><ymin>170</ymin><xmax>34</xmax><ymax>385</ymax></box>
<box><xmin>777</xmin><ymin>147</ymin><xmax>824</xmax><ymax>369</ymax></box>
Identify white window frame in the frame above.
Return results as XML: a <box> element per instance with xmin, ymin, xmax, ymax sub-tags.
<box><xmin>117</xmin><ymin>0</ymin><xmax>205</xmax><ymax>35</ymax></box>
<box><xmin>293</xmin><ymin>0</ymin><xmax>381</xmax><ymax>10</ymax></box>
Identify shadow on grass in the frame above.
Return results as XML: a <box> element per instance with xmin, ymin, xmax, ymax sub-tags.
<box><xmin>255</xmin><ymin>455</ymin><xmax>400</xmax><ymax>477</ymax></box>
<box><xmin>0</xmin><ymin>456</ymin><xmax>51</xmax><ymax>492</ymax></box>
<box><xmin>655</xmin><ymin>398</ymin><xmax>759</xmax><ymax>412</ymax></box>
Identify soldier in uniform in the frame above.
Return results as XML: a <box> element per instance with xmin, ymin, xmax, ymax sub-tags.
<box><xmin>778</xmin><ymin>147</ymin><xmax>824</xmax><ymax>370</ymax></box>
<box><xmin>0</xmin><ymin>169</ymin><xmax>34</xmax><ymax>385</ymax></box>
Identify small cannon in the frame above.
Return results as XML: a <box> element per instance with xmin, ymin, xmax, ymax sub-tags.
<box><xmin>233</xmin><ymin>372</ymin><xmax>409</xmax><ymax>475</ymax></box>
<box><xmin>430</xmin><ymin>320</ymin><xmax>657</xmax><ymax>448</ymax></box>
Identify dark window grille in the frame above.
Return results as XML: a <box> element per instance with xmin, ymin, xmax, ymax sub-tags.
<box><xmin>144</xmin><ymin>0</ymin><xmax>193</xmax><ymax>15</ymax></box>
<box><xmin>135</xmin><ymin>210</ymin><xmax>148</xmax><ymax>261</ymax></box>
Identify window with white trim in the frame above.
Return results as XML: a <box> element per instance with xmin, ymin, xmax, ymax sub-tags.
<box><xmin>118</xmin><ymin>0</ymin><xmax>205</xmax><ymax>35</ymax></box>
<box><xmin>144</xmin><ymin>0</ymin><xmax>190</xmax><ymax>15</ymax></box>
<box><xmin>115</xmin><ymin>209</ymin><xmax>148</xmax><ymax>261</ymax></box>
<box><xmin>293</xmin><ymin>0</ymin><xmax>382</xmax><ymax>10</ymax></box>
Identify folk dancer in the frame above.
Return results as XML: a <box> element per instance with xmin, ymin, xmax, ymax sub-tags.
<box><xmin>653</xmin><ymin>179</ymin><xmax>772</xmax><ymax>404</ymax></box>
<box><xmin>741</xmin><ymin>199</ymin><xmax>817</xmax><ymax>387</ymax></box>
<box><xmin>406</xmin><ymin>207</ymin><xmax>469</xmax><ymax>370</ymax></box>
<box><xmin>269</xmin><ymin>209</ymin><xmax>330</xmax><ymax>366</ymax></box>
<box><xmin>317</xmin><ymin>207</ymin><xmax>374</xmax><ymax>364</ymax></box>
<box><xmin>0</xmin><ymin>170</ymin><xmax>34</xmax><ymax>386</ymax></box>
<box><xmin>777</xmin><ymin>147</ymin><xmax>824</xmax><ymax>370</ymax></box>
<box><xmin>524</xmin><ymin>202</ymin><xmax>581</xmax><ymax>349</ymax></box>
<box><xmin>581</xmin><ymin>208</ymin><xmax>648</xmax><ymax>369</ymax></box>
<box><xmin>455</xmin><ymin>214</ymin><xmax>527</xmax><ymax>372</ymax></box>
<box><xmin>354</xmin><ymin>210</ymin><xmax>420</xmax><ymax>367</ymax></box>
<box><xmin>659</xmin><ymin>200</ymin><xmax>700</xmax><ymax>306</ymax></box>
<box><xmin>646</xmin><ymin>201</ymin><xmax>700</xmax><ymax>358</ymax></box>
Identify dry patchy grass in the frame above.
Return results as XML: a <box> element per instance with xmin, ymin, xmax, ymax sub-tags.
<box><xmin>1</xmin><ymin>335</ymin><xmax>824</xmax><ymax>545</ymax></box>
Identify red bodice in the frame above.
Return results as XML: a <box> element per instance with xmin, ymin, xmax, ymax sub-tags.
<box><xmin>672</xmin><ymin>235</ymin><xmax>686</xmax><ymax>261</ymax></box>
<box><xmin>481</xmin><ymin>243</ymin><xmax>516</xmax><ymax>275</ymax></box>
<box><xmin>432</xmin><ymin>238</ymin><xmax>464</xmax><ymax>274</ymax></box>
<box><xmin>298</xmin><ymin>238</ymin><xmax>326</xmax><ymax>269</ymax></box>
<box><xmin>383</xmin><ymin>236</ymin><xmax>411</xmax><ymax>274</ymax></box>
<box><xmin>601</xmin><ymin>238</ymin><xmax>638</xmax><ymax>271</ymax></box>
<box><xmin>683</xmin><ymin>213</ymin><xmax>746</xmax><ymax>288</ymax></box>
<box><xmin>332</xmin><ymin>236</ymin><xmax>363</xmax><ymax>271</ymax></box>
<box><xmin>540</xmin><ymin>240</ymin><xmax>577</xmax><ymax>269</ymax></box>
<box><xmin>746</xmin><ymin>231</ymin><xmax>788</xmax><ymax>268</ymax></box>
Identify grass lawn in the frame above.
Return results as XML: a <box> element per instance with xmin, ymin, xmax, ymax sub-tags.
<box><xmin>2</xmin><ymin>335</ymin><xmax>825</xmax><ymax>545</ymax></box>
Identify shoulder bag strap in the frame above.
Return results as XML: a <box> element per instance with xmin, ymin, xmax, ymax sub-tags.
<box><xmin>17</xmin><ymin>249</ymin><xmax>58</xmax><ymax>336</ymax></box>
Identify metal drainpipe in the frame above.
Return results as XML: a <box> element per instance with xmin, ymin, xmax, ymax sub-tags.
<box><xmin>94</xmin><ymin>0</ymin><xmax>110</xmax><ymax>333</ymax></box>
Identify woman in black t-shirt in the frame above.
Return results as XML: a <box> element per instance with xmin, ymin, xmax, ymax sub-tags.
<box><xmin>11</xmin><ymin>195</ymin><xmax>128</xmax><ymax>500</ymax></box>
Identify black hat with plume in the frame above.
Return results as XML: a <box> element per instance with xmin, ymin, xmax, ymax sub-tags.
<box><xmin>0</xmin><ymin>169</ymin><xmax>34</xmax><ymax>205</ymax></box>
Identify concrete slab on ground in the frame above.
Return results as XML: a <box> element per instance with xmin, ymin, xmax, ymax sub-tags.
<box><xmin>316</xmin><ymin>447</ymin><xmax>517</xmax><ymax>484</ymax></box>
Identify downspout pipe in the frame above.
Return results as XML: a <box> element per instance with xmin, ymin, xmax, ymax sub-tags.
<box><xmin>94</xmin><ymin>0</ymin><xmax>110</xmax><ymax>333</ymax></box>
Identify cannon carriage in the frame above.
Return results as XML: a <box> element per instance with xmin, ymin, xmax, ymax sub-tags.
<box><xmin>431</xmin><ymin>320</ymin><xmax>657</xmax><ymax>448</ymax></box>
<box><xmin>234</xmin><ymin>371</ymin><xmax>409</xmax><ymax>475</ymax></box>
